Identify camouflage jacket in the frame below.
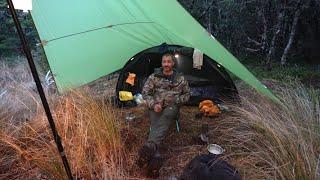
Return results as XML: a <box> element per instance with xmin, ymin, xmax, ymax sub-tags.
<box><xmin>142</xmin><ymin>68</ymin><xmax>190</xmax><ymax>109</ymax></box>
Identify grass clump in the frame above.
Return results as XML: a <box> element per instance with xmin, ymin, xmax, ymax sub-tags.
<box><xmin>213</xmin><ymin>81</ymin><xmax>320</xmax><ymax>179</ymax></box>
<box><xmin>0</xmin><ymin>90</ymin><xmax>126</xmax><ymax>179</ymax></box>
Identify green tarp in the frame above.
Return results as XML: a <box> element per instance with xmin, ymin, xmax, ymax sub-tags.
<box><xmin>30</xmin><ymin>0</ymin><xmax>277</xmax><ymax>101</ymax></box>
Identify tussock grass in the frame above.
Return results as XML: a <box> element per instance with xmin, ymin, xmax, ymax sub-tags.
<box><xmin>212</xmin><ymin>81</ymin><xmax>320</xmax><ymax>179</ymax></box>
<box><xmin>0</xmin><ymin>91</ymin><xmax>126</xmax><ymax>179</ymax></box>
<box><xmin>1</xmin><ymin>61</ymin><xmax>319</xmax><ymax>179</ymax></box>
<box><xmin>0</xmin><ymin>59</ymin><xmax>53</xmax><ymax>126</ymax></box>
<box><xmin>0</xmin><ymin>61</ymin><xmax>126</xmax><ymax>179</ymax></box>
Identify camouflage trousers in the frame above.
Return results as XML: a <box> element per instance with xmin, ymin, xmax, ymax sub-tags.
<box><xmin>146</xmin><ymin>106</ymin><xmax>179</xmax><ymax>150</ymax></box>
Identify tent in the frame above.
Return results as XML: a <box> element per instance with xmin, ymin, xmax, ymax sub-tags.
<box><xmin>116</xmin><ymin>45</ymin><xmax>238</xmax><ymax>106</ymax></box>
<box><xmin>30</xmin><ymin>0</ymin><xmax>277</xmax><ymax>101</ymax></box>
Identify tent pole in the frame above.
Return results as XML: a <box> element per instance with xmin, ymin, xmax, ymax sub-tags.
<box><xmin>6</xmin><ymin>1</ymin><xmax>73</xmax><ymax>179</ymax></box>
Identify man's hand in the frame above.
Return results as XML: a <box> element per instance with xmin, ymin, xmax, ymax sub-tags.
<box><xmin>154</xmin><ymin>103</ymin><xmax>162</xmax><ymax>112</ymax></box>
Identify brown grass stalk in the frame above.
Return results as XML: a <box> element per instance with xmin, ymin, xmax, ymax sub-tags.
<box><xmin>213</xmin><ymin>81</ymin><xmax>320</xmax><ymax>179</ymax></box>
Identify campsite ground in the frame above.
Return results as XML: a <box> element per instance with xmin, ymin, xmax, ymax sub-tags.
<box><xmin>68</xmin><ymin>66</ymin><xmax>320</xmax><ymax>179</ymax></box>
<box><xmin>120</xmin><ymin>106</ymin><xmax>236</xmax><ymax>179</ymax></box>
<box><xmin>83</xmin><ymin>71</ymin><xmax>237</xmax><ymax>178</ymax></box>
<box><xmin>0</xmin><ymin>60</ymin><xmax>319</xmax><ymax>179</ymax></box>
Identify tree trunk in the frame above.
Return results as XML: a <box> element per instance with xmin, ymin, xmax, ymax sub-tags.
<box><xmin>265</xmin><ymin>1</ymin><xmax>287</xmax><ymax>70</ymax></box>
<box><xmin>260</xmin><ymin>1</ymin><xmax>269</xmax><ymax>55</ymax></box>
<box><xmin>281</xmin><ymin>2</ymin><xmax>302</xmax><ymax>66</ymax></box>
<box><xmin>207</xmin><ymin>1</ymin><xmax>212</xmax><ymax>34</ymax></box>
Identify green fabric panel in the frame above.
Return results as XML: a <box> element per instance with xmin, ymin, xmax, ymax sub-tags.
<box><xmin>42</xmin><ymin>23</ymin><xmax>190</xmax><ymax>89</ymax></box>
<box><xmin>30</xmin><ymin>0</ymin><xmax>277</xmax><ymax>101</ymax></box>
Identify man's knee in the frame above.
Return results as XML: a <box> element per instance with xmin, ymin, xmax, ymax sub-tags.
<box><xmin>147</xmin><ymin>106</ymin><xmax>179</xmax><ymax>144</ymax></box>
<box><xmin>162</xmin><ymin>106</ymin><xmax>179</xmax><ymax>118</ymax></box>
<box><xmin>148</xmin><ymin>125</ymin><xmax>169</xmax><ymax>145</ymax></box>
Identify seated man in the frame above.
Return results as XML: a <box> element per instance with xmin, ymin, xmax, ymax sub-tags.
<box><xmin>137</xmin><ymin>53</ymin><xmax>190</xmax><ymax>175</ymax></box>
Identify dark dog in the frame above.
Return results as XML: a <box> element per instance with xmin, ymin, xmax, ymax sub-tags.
<box><xmin>180</xmin><ymin>154</ymin><xmax>241</xmax><ymax>180</ymax></box>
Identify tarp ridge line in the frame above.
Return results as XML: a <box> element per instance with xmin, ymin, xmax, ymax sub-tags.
<box><xmin>44</xmin><ymin>21</ymin><xmax>155</xmax><ymax>44</ymax></box>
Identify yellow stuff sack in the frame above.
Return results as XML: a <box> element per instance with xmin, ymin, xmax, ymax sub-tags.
<box><xmin>119</xmin><ymin>91</ymin><xmax>134</xmax><ymax>101</ymax></box>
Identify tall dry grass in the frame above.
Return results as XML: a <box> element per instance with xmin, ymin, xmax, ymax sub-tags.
<box><xmin>0</xmin><ymin>61</ymin><xmax>127</xmax><ymax>179</ymax></box>
<box><xmin>0</xmin><ymin>59</ymin><xmax>36</xmax><ymax>125</ymax></box>
<box><xmin>213</xmin><ymin>81</ymin><xmax>320</xmax><ymax>179</ymax></box>
<box><xmin>0</xmin><ymin>90</ymin><xmax>126</xmax><ymax>179</ymax></box>
<box><xmin>1</xmin><ymin>59</ymin><xmax>319</xmax><ymax>179</ymax></box>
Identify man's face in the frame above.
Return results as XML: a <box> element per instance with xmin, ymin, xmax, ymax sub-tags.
<box><xmin>162</xmin><ymin>55</ymin><xmax>174</xmax><ymax>72</ymax></box>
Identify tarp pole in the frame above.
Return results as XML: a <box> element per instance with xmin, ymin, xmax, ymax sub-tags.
<box><xmin>6</xmin><ymin>1</ymin><xmax>73</xmax><ymax>179</ymax></box>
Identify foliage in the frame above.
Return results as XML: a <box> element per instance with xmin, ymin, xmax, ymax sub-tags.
<box><xmin>242</xmin><ymin>60</ymin><xmax>320</xmax><ymax>83</ymax></box>
<box><xmin>0</xmin><ymin>0</ymin><xmax>37</xmax><ymax>57</ymax></box>
<box><xmin>218</xmin><ymin>81</ymin><xmax>320</xmax><ymax>179</ymax></box>
<box><xmin>178</xmin><ymin>0</ymin><xmax>320</xmax><ymax>66</ymax></box>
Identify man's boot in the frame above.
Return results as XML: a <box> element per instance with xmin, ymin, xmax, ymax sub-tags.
<box><xmin>137</xmin><ymin>142</ymin><xmax>156</xmax><ymax>168</ymax></box>
<box><xmin>147</xmin><ymin>151</ymin><xmax>164</xmax><ymax>178</ymax></box>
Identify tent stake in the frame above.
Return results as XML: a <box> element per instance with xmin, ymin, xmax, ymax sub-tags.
<box><xmin>6</xmin><ymin>1</ymin><xmax>73</xmax><ymax>179</ymax></box>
